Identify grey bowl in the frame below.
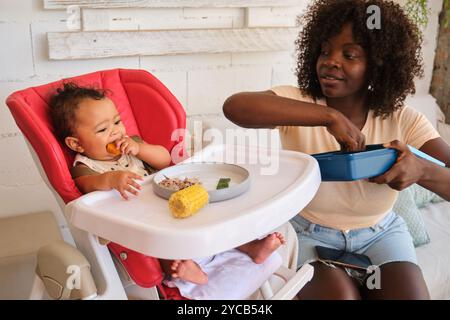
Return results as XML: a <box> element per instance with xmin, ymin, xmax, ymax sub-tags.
<box><xmin>152</xmin><ymin>163</ymin><xmax>251</xmax><ymax>202</ymax></box>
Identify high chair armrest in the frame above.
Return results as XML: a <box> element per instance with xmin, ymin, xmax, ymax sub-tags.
<box><xmin>270</xmin><ymin>264</ymin><xmax>314</xmax><ymax>300</ymax></box>
<box><xmin>36</xmin><ymin>241</ymin><xmax>97</xmax><ymax>300</ymax></box>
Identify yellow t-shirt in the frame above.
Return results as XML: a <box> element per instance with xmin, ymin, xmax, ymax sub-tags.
<box><xmin>271</xmin><ymin>85</ymin><xmax>440</xmax><ymax>230</ymax></box>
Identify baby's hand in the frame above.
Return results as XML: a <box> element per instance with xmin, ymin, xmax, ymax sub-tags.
<box><xmin>106</xmin><ymin>171</ymin><xmax>143</xmax><ymax>200</ymax></box>
<box><xmin>116</xmin><ymin>135</ymin><xmax>140</xmax><ymax>156</ymax></box>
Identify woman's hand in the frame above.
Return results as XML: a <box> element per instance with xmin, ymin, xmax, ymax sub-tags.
<box><xmin>106</xmin><ymin>171</ymin><xmax>143</xmax><ymax>200</ymax></box>
<box><xmin>116</xmin><ymin>135</ymin><xmax>140</xmax><ymax>156</ymax></box>
<box><xmin>326</xmin><ymin>109</ymin><xmax>366</xmax><ymax>151</ymax></box>
<box><xmin>368</xmin><ymin>140</ymin><xmax>425</xmax><ymax>191</ymax></box>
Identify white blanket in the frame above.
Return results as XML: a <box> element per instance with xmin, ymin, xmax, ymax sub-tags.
<box><xmin>166</xmin><ymin>249</ymin><xmax>282</xmax><ymax>300</ymax></box>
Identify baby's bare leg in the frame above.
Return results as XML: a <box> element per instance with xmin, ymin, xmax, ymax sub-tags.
<box><xmin>237</xmin><ymin>232</ymin><xmax>286</xmax><ymax>264</ymax></box>
<box><xmin>161</xmin><ymin>259</ymin><xmax>208</xmax><ymax>285</ymax></box>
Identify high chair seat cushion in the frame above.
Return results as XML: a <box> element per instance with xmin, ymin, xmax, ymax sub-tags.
<box><xmin>108</xmin><ymin>242</ymin><xmax>164</xmax><ymax>289</ymax></box>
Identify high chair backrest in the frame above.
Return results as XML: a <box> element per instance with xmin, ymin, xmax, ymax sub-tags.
<box><xmin>6</xmin><ymin>69</ymin><xmax>186</xmax><ymax>297</ymax></box>
<box><xmin>6</xmin><ymin>69</ymin><xmax>186</xmax><ymax>204</ymax></box>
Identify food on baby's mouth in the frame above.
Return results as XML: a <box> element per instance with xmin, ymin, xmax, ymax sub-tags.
<box><xmin>106</xmin><ymin>142</ymin><xmax>121</xmax><ymax>155</ymax></box>
<box><xmin>169</xmin><ymin>184</ymin><xmax>209</xmax><ymax>219</ymax></box>
<box><xmin>216</xmin><ymin>177</ymin><xmax>231</xmax><ymax>190</ymax></box>
<box><xmin>158</xmin><ymin>176</ymin><xmax>200</xmax><ymax>191</ymax></box>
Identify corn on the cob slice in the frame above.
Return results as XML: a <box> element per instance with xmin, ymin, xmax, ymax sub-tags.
<box><xmin>168</xmin><ymin>184</ymin><xmax>209</xmax><ymax>219</ymax></box>
<box><xmin>106</xmin><ymin>142</ymin><xmax>121</xmax><ymax>155</ymax></box>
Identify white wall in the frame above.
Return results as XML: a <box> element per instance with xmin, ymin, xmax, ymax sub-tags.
<box><xmin>0</xmin><ymin>0</ymin><xmax>443</xmax><ymax>218</ymax></box>
<box><xmin>396</xmin><ymin>0</ymin><xmax>444</xmax><ymax>95</ymax></box>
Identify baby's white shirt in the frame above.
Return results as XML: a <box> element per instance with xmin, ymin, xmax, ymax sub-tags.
<box><xmin>73</xmin><ymin>153</ymin><xmax>149</xmax><ymax>177</ymax></box>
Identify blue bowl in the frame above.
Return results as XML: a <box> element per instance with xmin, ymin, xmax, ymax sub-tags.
<box><xmin>312</xmin><ymin>144</ymin><xmax>398</xmax><ymax>181</ymax></box>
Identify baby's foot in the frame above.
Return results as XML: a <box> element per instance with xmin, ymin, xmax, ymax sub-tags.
<box><xmin>171</xmin><ymin>260</ymin><xmax>208</xmax><ymax>285</ymax></box>
<box><xmin>251</xmin><ymin>232</ymin><xmax>286</xmax><ymax>264</ymax></box>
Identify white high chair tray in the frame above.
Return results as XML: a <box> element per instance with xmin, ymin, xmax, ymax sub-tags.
<box><xmin>66</xmin><ymin>144</ymin><xmax>321</xmax><ymax>259</ymax></box>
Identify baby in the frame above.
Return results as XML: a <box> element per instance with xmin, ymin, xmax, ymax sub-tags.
<box><xmin>49</xmin><ymin>82</ymin><xmax>285</xmax><ymax>291</ymax></box>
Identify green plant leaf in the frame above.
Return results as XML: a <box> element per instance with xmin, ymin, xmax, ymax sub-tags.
<box><xmin>404</xmin><ymin>0</ymin><xmax>430</xmax><ymax>28</ymax></box>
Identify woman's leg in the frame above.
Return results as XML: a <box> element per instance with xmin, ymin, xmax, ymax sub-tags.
<box><xmin>289</xmin><ymin>215</ymin><xmax>361</xmax><ymax>299</ymax></box>
<box><xmin>297</xmin><ymin>262</ymin><xmax>362</xmax><ymax>300</ymax></box>
<box><xmin>354</xmin><ymin>213</ymin><xmax>429</xmax><ymax>299</ymax></box>
<box><xmin>360</xmin><ymin>262</ymin><xmax>430</xmax><ymax>300</ymax></box>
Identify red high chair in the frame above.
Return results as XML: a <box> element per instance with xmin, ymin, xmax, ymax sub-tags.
<box><xmin>6</xmin><ymin>68</ymin><xmax>187</xmax><ymax>299</ymax></box>
<box><xmin>6</xmin><ymin>68</ymin><xmax>313</xmax><ymax>300</ymax></box>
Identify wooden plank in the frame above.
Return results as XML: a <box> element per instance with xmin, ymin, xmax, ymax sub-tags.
<box><xmin>44</xmin><ymin>0</ymin><xmax>304</xmax><ymax>10</ymax></box>
<box><xmin>246</xmin><ymin>7</ymin><xmax>306</xmax><ymax>27</ymax></box>
<box><xmin>81</xmin><ymin>8</ymin><xmax>238</xmax><ymax>31</ymax></box>
<box><xmin>47</xmin><ymin>28</ymin><xmax>298</xmax><ymax>60</ymax></box>
<box><xmin>67</xmin><ymin>4</ymin><xmax>82</xmax><ymax>30</ymax></box>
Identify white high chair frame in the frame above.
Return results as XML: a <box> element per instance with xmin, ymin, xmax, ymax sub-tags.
<box><xmin>26</xmin><ymin>140</ymin><xmax>316</xmax><ymax>300</ymax></box>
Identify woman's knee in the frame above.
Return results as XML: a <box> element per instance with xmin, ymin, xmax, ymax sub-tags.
<box><xmin>297</xmin><ymin>263</ymin><xmax>361</xmax><ymax>300</ymax></box>
<box><xmin>362</xmin><ymin>262</ymin><xmax>430</xmax><ymax>300</ymax></box>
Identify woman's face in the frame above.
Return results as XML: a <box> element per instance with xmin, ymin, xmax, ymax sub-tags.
<box><xmin>316</xmin><ymin>23</ymin><xmax>368</xmax><ymax>99</ymax></box>
<box><xmin>68</xmin><ymin>97</ymin><xmax>127</xmax><ymax>160</ymax></box>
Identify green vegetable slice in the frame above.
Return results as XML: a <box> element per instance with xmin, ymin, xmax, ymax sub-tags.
<box><xmin>216</xmin><ymin>178</ymin><xmax>231</xmax><ymax>190</ymax></box>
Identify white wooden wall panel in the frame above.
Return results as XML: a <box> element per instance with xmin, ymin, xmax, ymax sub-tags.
<box><xmin>187</xmin><ymin>66</ymin><xmax>272</xmax><ymax>115</ymax></box>
<box><xmin>44</xmin><ymin>0</ymin><xmax>305</xmax><ymax>9</ymax></box>
<box><xmin>246</xmin><ymin>6</ymin><xmax>305</xmax><ymax>27</ymax></box>
<box><xmin>183</xmin><ymin>8</ymin><xmax>245</xmax><ymax>28</ymax></box>
<box><xmin>48</xmin><ymin>28</ymin><xmax>298</xmax><ymax>60</ymax></box>
<box><xmin>81</xmin><ymin>8</ymin><xmax>242</xmax><ymax>31</ymax></box>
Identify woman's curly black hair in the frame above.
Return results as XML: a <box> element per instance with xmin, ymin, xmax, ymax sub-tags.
<box><xmin>49</xmin><ymin>82</ymin><xmax>106</xmax><ymax>142</ymax></box>
<box><xmin>296</xmin><ymin>0</ymin><xmax>423</xmax><ymax>117</ymax></box>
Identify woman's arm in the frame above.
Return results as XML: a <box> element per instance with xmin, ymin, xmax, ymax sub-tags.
<box><xmin>223</xmin><ymin>90</ymin><xmax>335</xmax><ymax>129</ymax></box>
<box><xmin>223</xmin><ymin>90</ymin><xmax>366</xmax><ymax>151</ymax></box>
<box><xmin>417</xmin><ymin>137</ymin><xmax>450</xmax><ymax>200</ymax></box>
<box><xmin>418</xmin><ymin>162</ymin><xmax>450</xmax><ymax>200</ymax></box>
<box><xmin>369</xmin><ymin>138</ymin><xmax>450</xmax><ymax>201</ymax></box>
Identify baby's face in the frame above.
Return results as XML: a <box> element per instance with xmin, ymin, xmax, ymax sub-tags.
<box><xmin>71</xmin><ymin>97</ymin><xmax>126</xmax><ymax>160</ymax></box>
<box><xmin>316</xmin><ymin>23</ymin><xmax>368</xmax><ymax>99</ymax></box>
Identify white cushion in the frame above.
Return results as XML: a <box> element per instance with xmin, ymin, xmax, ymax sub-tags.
<box><xmin>416</xmin><ymin>201</ymin><xmax>450</xmax><ymax>299</ymax></box>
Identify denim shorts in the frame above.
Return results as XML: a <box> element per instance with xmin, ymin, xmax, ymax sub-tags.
<box><xmin>290</xmin><ymin>212</ymin><xmax>418</xmax><ymax>268</ymax></box>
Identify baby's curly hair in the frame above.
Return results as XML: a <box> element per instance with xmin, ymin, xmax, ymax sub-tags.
<box><xmin>49</xmin><ymin>82</ymin><xmax>106</xmax><ymax>142</ymax></box>
<box><xmin>296</xmin><ymin>0</ymin><xmax>423</xmax><ymax>117</ymax></box>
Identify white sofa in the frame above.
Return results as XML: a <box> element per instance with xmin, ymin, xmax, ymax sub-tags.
<box><xmin>405</xmin><ymin>95</ymin><xmax>450</xmax><ymax>299</ymax></box>
<box><xmin>416</xmin><ymin>201</ymin><xmax>450</xmax><ymax>299</ymax></box>
<box><xmin>195</xmin><ymin>93</ymin><xmax>450</xmax><ymax>299</ymax></box>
